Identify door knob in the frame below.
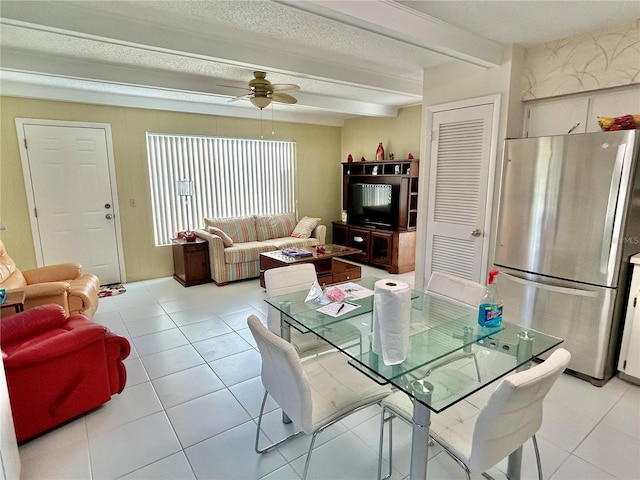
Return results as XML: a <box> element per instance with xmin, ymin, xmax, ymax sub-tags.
<box><xmin>471</xmin><ymin>229</ymin><xmax>482</xmax><ymax>237</ymax></box>
<box><xmin>105</xmin><ymin>213</ymin><xmax>113</xmax><ymax>220</ymax></box>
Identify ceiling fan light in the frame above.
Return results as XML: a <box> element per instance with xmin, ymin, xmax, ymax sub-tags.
<box><xmin>250</xmin><ymin>96</ymin><xmax>271</xmax><ymax>109</ymax></box>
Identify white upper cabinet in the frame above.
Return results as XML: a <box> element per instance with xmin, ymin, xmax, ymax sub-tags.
<box><xmin>526</xmin><ymin>97</ymin><xmax>589</xmax><ymax>137</ymax></box>
<box><xmin>525</xmin><ymin>86</ymin><xmax>640</xmax><ymax>138</ymax></box>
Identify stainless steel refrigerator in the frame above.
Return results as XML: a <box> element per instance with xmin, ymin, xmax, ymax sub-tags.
<box><xmin>494</xmin><ymin>130</ymin><xmax>640</xmax><ymax>385</ymax></box>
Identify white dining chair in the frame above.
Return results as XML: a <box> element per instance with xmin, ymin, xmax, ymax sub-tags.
<box><xmin>265</xmin><ymin>264</ymin><xmax>362</xmax><ymax>357</ymax></box>
<box><xmin>426</xmin><ymin>271</ymin><xmax>486</xmax><ymax>307</ymax></box>
<box><xmin>247</xmin><ymin>315</ymin><xmax>393</xmax><ymax>480</ymax></box>
<box><xmin>421</xmin><ymin>271</ymin><xmax>488</xmax><ymax>381</ymax></box>
<box><xmin>377</xmin><ymin>347</ymin><xmax>571</xmax><ymax>480</ymax></box>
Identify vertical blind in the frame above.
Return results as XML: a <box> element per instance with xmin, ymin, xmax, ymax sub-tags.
<box><xmin>147</xmin><ymin>134</ymin><xmax>296</xmax><ymax>246</ymax></box>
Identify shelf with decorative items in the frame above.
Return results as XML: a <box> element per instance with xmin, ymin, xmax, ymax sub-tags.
<box><xmin>342</xmin><ymin>159</ymin><xmax>418</xmax><ymax>178</ymax></box>
<box><xmin>336</xmin><ymin>155</ymin><xmax>419</xmax><ymax>274</ymax></box>
<box><xmin>341</xmin><ymin>158</ymin><xmax>419</xmax><ymax>230</ymax></box>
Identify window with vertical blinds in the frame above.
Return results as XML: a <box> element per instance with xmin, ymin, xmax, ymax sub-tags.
<box><xmin>146</xmin><ymin>133</ymin><xmax>296</xmax><ymax>246</ymax></box>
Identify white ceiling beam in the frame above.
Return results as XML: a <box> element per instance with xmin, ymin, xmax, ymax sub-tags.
<box><xmin>0</xmin><ymin>71</ymin><xmax>348</xmax><ymax>127</ymax></box>
<box><xmin>0</xmin><ymin>17</ymin><xmax>424</xmax><ymax>97</ymax></box>
<box><xmin>292</xmin><ymin>91</ymin><xmax>398</xmax><ymax>117</ymax></box>
<box><xmin>1</xmin><ymin>48</ymin><xmax>399</xmax><ymax>118</ymax></box>
<box><xmin>279</xmin><ymin>0</ymin><xmax>504</xmax><ymax>67</ymax></box>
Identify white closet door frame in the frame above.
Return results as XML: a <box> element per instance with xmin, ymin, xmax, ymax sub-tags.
<box><xmin>415</xmin><ymin>94</ymin><xmax>501</xmax><ymax>291</ymax></box>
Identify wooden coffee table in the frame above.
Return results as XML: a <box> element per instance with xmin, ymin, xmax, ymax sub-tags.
<box><xmin>259</xmin><ymin>244</ymin><xmax>361</xmax><ymax>288</ymax></box>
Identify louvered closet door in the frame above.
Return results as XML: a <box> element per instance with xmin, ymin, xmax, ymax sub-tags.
<box><xmin>425</xmin><ymin>104</ymin><xmax>494</xmax><ymax>283</ymax></box>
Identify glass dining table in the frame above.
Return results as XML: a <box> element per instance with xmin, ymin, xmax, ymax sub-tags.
<box><xmin>265</xmin><ymin>277</ymin><xmax>563</xmax><ymax>480</ymax></box>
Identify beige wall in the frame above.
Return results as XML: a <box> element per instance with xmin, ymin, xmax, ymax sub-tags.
<box><xmin>341</xmin><ymin>105</ymin><xmax>422</xmax><ymax>162</ymax></box>
<box><xmin>413</xmin><ymin>45</ymin><xmax>526</xmax><ymax>288</ymax></box>
<box><xmin>422</xmin><ymin>45</ymin><xmax>525</xmax><ymax>142</ymax></box>
<box><xmin>0</xmin><ymin>97</ymin><xmax>341</xmax><ymax>282</ymax></box>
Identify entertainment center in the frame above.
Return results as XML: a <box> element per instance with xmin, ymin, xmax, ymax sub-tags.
<box><xmin>333</xmin><ymin>158</ymin><xmax>418</xmax><ymax>274</ymax></box>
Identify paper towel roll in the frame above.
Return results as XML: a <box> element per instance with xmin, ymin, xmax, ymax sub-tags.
<box><xmin>372</xmin><ymin>279</ymin><xmax>412</xmax><ymax>365</ymax></box>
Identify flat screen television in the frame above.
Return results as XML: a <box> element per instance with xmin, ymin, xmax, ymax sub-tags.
<box><xmin>347</xmin><ymin>182</ymin><xmax>398</xmax><ymax>229</ymax></box>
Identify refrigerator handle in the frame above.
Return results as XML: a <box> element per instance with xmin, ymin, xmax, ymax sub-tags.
<box><xmin>501</xmin><ymin>272</ymin><xmax>599</xmax><ymax>298</ymax></box>
<box><xmin>600</xmin><ymin>145</ymin><xmax>626</xmax><ymax>274</ymax></box>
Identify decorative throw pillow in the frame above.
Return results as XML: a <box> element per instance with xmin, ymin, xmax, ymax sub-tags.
<box><xmin>255</xmin><ymin>212</ymin><xmax>297</xmax><ymax>241</ymax></box>
<box><xmin>291</xmin><ymin>216</ymin><xmax>320</xmax><ymax>239</ymax></box>
<box><xmin>207</xmin><ymin>226</ymin><xmax>234</xmax><ymax>247</ymax></box>
<box><xmin>205</xmin><ymin>216</ymin><xmax>257</xmax><ymax>243</ymax></box>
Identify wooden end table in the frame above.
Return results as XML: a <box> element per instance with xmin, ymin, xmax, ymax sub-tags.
<box><xmin>0</xmin><ymin>290</ymin><xmax>26</xmax><ymax>314</ymax></box>
<box><xmin>259</xmin><ymin>244</ymin><xmax>361</xmax><ymax>288</ymax></box>
<box><xmin>172</xmin><ymin>238</ymin><xmax>212</xmax><ymax>287</ymax></box>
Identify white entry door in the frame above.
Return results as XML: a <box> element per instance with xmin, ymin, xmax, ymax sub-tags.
<box><xmin>16</xmin><ymin>120</ymin><xmax>124</xmax><ymax>285</ymax></box>
<box><xmin>423</xmin><ymin>100</ymin><xmax>498</xmax><ymax>283</ymax></box>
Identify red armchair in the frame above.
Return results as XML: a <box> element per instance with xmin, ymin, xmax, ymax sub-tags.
<box><xmin>1</xmin><ymin>304</ymin><xmax>130</xmax><ymax>442</ymax></box>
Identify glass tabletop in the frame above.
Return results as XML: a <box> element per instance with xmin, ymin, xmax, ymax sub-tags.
<box><xmin>265</xmin><ymin>276</ymin><xmax>564</xmax><ymax>413</ymax></box>
<box><xmin>260</xmin><ymin>244</ymin><xmax>361</xmax><ymax>263</ymax></box>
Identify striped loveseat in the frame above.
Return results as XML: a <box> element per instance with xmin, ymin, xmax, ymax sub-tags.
<box><xmin>195</xmin><ymin>213</ymin><xmax>326</xmax><ymax>286</ymax></box>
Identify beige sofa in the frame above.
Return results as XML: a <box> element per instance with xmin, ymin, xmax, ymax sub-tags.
<box><xmin>195</xmin><ymin>213</ymin><xmax>326</xmax><ymax>286</ymax></box>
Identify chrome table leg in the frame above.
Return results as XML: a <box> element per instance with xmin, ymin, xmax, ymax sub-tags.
<box><xmin>279</xmin><ymin>302</ymin><xmax>293</xmax><ymax>424</ymax></box>
<box><xmin>410</xmin><ymin>380</ymin><xmax>433</xmax><ymax>480</ymax></box>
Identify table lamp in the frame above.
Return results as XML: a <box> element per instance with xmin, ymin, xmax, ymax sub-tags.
<box><xmin>176</xmin><ymin>180</ymin><xmax>195</xmax><ymax>240</ymax></box>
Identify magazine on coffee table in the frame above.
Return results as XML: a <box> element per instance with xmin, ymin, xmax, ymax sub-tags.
<box><xmin>281</xmin><ymin>247</ymin><xmax>313</xmax><ymax>258</ymax></box>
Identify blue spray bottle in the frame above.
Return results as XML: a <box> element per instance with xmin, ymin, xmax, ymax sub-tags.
<box><xmin>478</xmin><ymin>269</ymin><xmax>503</xmax><ymax>328</ymax></box>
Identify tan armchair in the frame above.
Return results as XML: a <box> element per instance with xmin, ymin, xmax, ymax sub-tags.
<box><xmin>0</xmin><ymin>240</ymin><xmax>99</xmax><ymax>318</ymax></box>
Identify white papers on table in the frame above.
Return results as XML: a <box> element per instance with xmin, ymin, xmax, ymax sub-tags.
<box><xmin>316</xmin><ymin>301</ymin><xmax>360</xmax><ymax>318</ymax></box>
<box><xmin>332</xmin><ymin>282</ymin><xmax>374</xmax><ymax>299</ymax></box>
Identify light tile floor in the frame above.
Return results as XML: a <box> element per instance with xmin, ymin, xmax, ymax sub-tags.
<box><xmin>16</xmin><ymin>264</ymin><xmax>640</xmax><ymax>480</ymax></box>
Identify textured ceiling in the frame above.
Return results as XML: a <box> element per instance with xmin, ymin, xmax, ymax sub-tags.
<box><xmin>1</xmin><ymin>0</ymin><xmax>638</xmax><ymax>126</ymax></box>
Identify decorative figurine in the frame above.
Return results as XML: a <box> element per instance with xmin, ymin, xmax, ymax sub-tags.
<box><xmin>408</xmin><ymin>153</ymin><xmax>414</xmax><ymax>159</ymax></box>
<box><xmin>361</xmin><ymin>156</ymin><xmax>366</xmax><ymax>162</ymax></box>
<box><xmin>376</xmin><ymin>142</ymin><xmax>385</xmax><ymax>161</ymax></box>
<box><xmin>347</xmin><ymin>154</ymin><xmax>353</xmax><ymax>163</ymax></box>
<box><xmin>389</xmin><ymin>153</ymin><xmax>395</xmax><ymax>160</ymax></box>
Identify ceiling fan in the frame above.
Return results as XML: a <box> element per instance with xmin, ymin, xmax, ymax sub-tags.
<box><xmin>226</xmin><ymin>71</ymin><xmax>299</xmax><ymax>109</ymax></box>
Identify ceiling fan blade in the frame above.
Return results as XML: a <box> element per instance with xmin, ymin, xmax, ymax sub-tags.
<box><xmin>217</xmin><ymin>82</ymin><xmax>251</xmax><ymax>91</ymax></box>
<box><xmin>228</xmin><ymin>93</ymin><xmax>252</xmax><ymax>103</ymax></box>
<box><xmin>271</xmin><ymin>83</ymin><xmax>300</xmax><ymax>92</ymax></box>
<box><xmin>271</xmin><ymin>93</ymin><xmax>297</xmax><ymax>104</ymax></box>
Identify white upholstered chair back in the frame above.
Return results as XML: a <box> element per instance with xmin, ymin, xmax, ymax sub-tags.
<box><xmin>426</xmin><ymin>271</ymin><xmax>486</xmax><ymax>307</ymax></box>
<box><xmin>265</xmin><ymin>264</ymin><xmax>317</xmax><ymax>334</ymax></box>
<box><xmin>468</xmin><ymin>348</ymin><xmax>571</xmax><ymax>473</ymax></box>
<box><xmin>247</xmin><ymin>315</ymin><xmax>314</xmax><ymax>432</ymax></box>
